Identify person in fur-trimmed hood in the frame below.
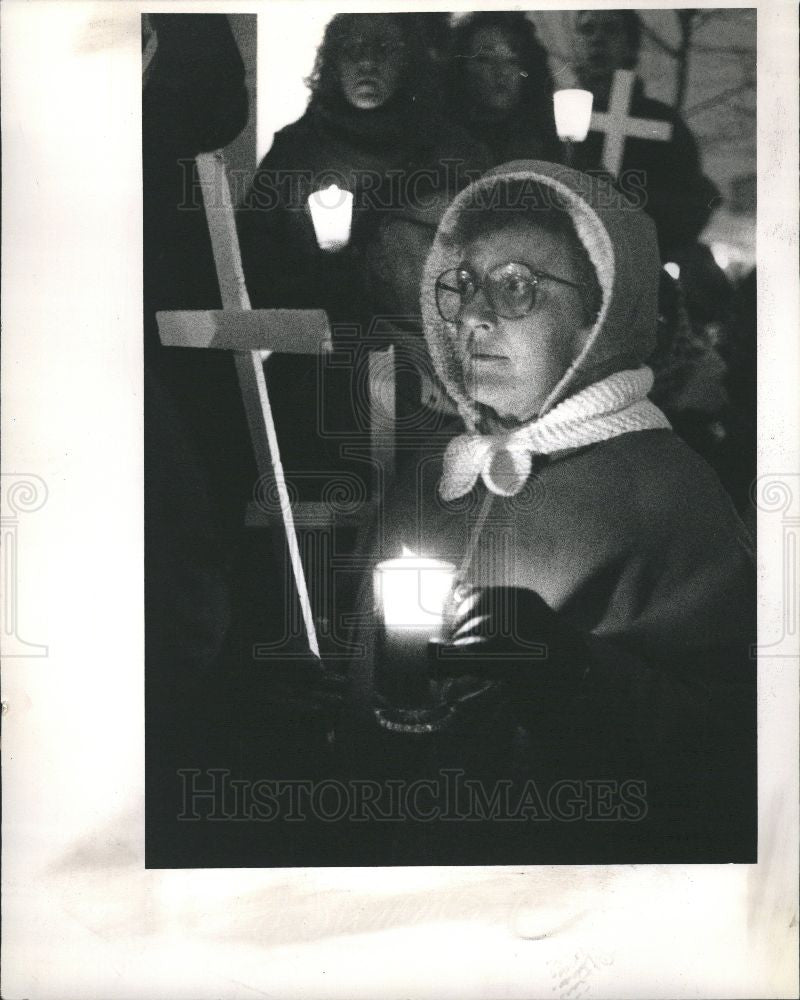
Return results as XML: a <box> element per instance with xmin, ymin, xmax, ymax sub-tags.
<box><xmin>334</xmin><ymin>160</ymin><xmax>755</xmax><ymax>865</ymax></box>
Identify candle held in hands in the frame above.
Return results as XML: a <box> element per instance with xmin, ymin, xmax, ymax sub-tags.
<box><xmin>373</xmin><ymin>547</ymin><xmax>456</xmax><ymax>715</ymax></box>
<box><xmin>307</xmin><ymin>184</ymin><xmax>353</xmax><ymax>252</ymax></box>
<box><xmin>374</xmin><ymin>547</ymin><xmax>456</xmax><ymax>634</ymax></box>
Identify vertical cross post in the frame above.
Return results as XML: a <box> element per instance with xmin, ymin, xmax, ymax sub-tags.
<box><xmin>590</xmin><ymin>69</ymin><xmax>674</xmax><ymax>176</ymax></box>
<box><xmin>194</xmin><ymin>151</ymin><xmax>320</xmax><ymax>658</ymax></box>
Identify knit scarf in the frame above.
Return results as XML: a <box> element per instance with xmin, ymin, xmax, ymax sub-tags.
<box><xmin>439</xmin><ymin>367</ymin><xmax>671</xmax><ymax>501</ymax></box>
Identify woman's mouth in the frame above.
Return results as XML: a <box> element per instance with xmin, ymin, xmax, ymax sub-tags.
<box><xmin>468</xmin><ymin>353</ymin><xmax>508</xmax><ymax>365</ymax></box>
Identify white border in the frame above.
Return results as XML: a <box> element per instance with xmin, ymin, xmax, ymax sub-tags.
<box><xmin>2</xmin><ymin>2</ymin><xmax>797</xmax><ymax>998</ymax></box>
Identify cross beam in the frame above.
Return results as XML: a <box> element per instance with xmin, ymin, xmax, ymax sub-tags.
<box><xmin>590</xmin><ymin>69</ymin><xmax>674</xmax><ymax>177</ymax></box>
<box><xmin>156</xmin><ymin>152</ymin><xmax>333</xmax><ymax>657</ymax></box>
<box><xmin>157</xmin><ymin>308</ymin><xmax>331</xmax><ymax>354</ymax></box>
<box><xmin>155</xmin><ymin>153</ymin><xmax>398</xmax><ymax>659</ymax></box>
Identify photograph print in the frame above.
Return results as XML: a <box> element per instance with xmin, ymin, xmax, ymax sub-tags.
<box><xmin>143</xmin><ymin>8</ymin><xmax>758</xmax><ymax>869</ymax></box>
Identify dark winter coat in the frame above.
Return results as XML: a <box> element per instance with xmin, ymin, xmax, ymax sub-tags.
<box><xmin>573</xmin><ymin>78</ymin><xmax>718</xmax><ymax>261</ymax></box>
<box><xmin>337</xmin><ymin>161</ymin><xmax>756</xmax><ymax>865</ymax></box>
<box><xmin>236</xmin><ymin>95</ymin><xmax>490</xmax><ymax>496</ymax></box>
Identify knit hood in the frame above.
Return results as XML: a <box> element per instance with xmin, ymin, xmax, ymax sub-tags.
<box><xmin>420</xmin><ymin>159</ymin><xmax>661</xmax><ymax>429</ymax></box>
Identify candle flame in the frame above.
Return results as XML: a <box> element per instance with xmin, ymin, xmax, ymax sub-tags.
<box><xmin>307</xmin><ymin>185</ymin><xmax>353</xmax><ymax>249</ymax></box>
<box><xmin>553</xmin><ymin>88</ymin><xmax>594</xmax><ymax>142</ymax></box>
<box><xmin>375</xmin><ymin>550</ymin><xmax>456</xmax><ymax>630</ymax></box>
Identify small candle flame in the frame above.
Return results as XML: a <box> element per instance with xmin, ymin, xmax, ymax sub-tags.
<box><xmin>307</xmin><ymin>184</ymin><xmax>353</xmax><ymax>250</ymax></box>
<box><xmin>310</xmin><ymin>184</ymin><xmax>347</xmax><ymax>210</ymax></box>
<box><xmin>553</xmin><ymin>89</ymin><xmax>594</xmax><ymax>142</ymax></box>
<box><xmin>375</xmin><ymin>550</ymin><xmax>456</xmax><ymax>630</ymax></box>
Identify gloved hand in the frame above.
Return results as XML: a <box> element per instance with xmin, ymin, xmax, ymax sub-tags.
<box><xmin>265</xmin><ymin>656</ymin><xmax>349</xmax><ymax>714</ymax></box>
<box><xmin>430</xmin><ymin>586</ymin><xmax>589</xmax><ymax>708</ymax></box>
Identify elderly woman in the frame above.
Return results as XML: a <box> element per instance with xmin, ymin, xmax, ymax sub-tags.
<box><xmin>326</xmin><ymin>160</ymin><xmax>756</xmax><ymax>865</ymax></box>
<box><xmin>445</xmin><ymin>12</ymin><xmax>561</xmax><ymax>167</ymax></box>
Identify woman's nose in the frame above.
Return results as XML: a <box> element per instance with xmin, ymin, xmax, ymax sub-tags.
<box><xmin>457</xmin><ymin>290</ymin><xmax>495</xmax><ymax>339</ymax></box>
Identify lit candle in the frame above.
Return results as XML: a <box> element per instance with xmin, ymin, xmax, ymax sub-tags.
<box><xmin>307</xmin><ymin>184</ymin><xmax>353</xmax><ymax>252</ymax></box>
<box><xmin>373</xmin><ymin>547</ymin><xmax>456</xmax><ymax>710</ymax></box>
<box><xmin>374</xmin><ymin>546</ymin><xmax>455</xmax><ymax>634</ymax></box>
<box><xmin>553</xmin><ymin>89</ymin><xmax>594</xmax><ymax>142</ymax></box>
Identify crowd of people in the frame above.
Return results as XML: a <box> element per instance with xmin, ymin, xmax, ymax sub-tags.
<box><xmin>144</xmin><ymin>11</ymin><xmax>757</xmax><ymax>867</ymax></box>
<box><xmin>234</xmin><ymin>10</ymin><xmax>753</xmax><ymax>510</ymax></box>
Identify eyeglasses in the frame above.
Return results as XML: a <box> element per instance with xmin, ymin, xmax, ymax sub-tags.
<box><xmin>340</xmin><ymin>39</ymin><xmax>404</xmax><ymax>61</ymax></box>
<box><xmin>470</xmin><ymin>54</ymin><xmax>522</xmax><ymax>72</ymax></box>
<box><xmin>435</xmin><ymin>262</ymin><xmax>584</xmax><ymax>322</ymax></box>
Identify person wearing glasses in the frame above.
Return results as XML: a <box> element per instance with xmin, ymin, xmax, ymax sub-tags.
<box><xmin>332</xmin><ymin>159</ymin><xmax>755</xmax><ymax>866</ymax></box>
<box><xmin>444</xmin><ymin>12</ymin><xmax>561</xmax><ymax>168</ymax></box>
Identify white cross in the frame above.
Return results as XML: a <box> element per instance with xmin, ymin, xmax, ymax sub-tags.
<box><xmin>157</xmin><ymin>152</ymin><xmax>324</xmax><ymax>657</ymax></box>
<box><xmin>156</xmin><ymin>152</ymin><xmax>396</xmax><ymax>660</ymax></box>
<box><xmin>590</xmin><ymin>69</ymin><xmax>674</xmax><ymax>177</ymax></box>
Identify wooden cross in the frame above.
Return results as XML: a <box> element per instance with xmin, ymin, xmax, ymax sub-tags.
<box><xmin>156</xmin><ymin>152</ymin><xmax>396</xmax><ymax>659</ymax></box>
<box><xmin>589</xmin><ymin>69</ymin><xmax>674</xmax><ymax>176</ymax></box>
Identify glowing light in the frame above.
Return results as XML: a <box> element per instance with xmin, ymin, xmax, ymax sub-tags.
<box><xmin>374</xmin><ymin>550</ymin><xmax>456</xmax><ymax>631</ymax></box>
<box><xmin>664</xmin><ymin>262</ymin><xmax>681</xmax><ymax>280</ymax></box>
<box><xmin>710</xmin><ymin>242</ymin><xmax>731</xmax><ymax>271</ymax></box>
<box><xmin>553</xmin><ymin>89</ymin><xmax>594</xmax><ymax>142</ymax></box>
<box><xmin>307</xmin><ymin>185</ymin><xmax>353</xmax><ymax>252</ymax></box>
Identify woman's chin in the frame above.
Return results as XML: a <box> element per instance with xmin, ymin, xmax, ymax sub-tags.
<box><xmin>465</xmin><ymin>371</ymin><xmax>505</xmax><ymax>406</ymax></box>
<box><xmin>466</xmin><ymin>386</ymin><xmax>542</xmax><ymax>425</ymax></box>
<box><xmin>466</xmin><ymin>385</ymin><xmax>498</xmax><ymax>412</ymax></box>
<box><xmin>463</xmin><ymin>368</ymin><xmax>552</xmax><ymax>424</ymax></box>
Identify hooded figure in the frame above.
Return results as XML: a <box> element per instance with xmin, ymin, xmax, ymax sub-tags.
<box><xmin>334</xmin><ymin>161</ymin><xmax>755</xmax><ymax>866</ymax></box>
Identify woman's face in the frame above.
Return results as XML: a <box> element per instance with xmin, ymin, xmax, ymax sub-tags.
<box><xmin>464</xmin><ymin>27</ymin><xmax>524</xmax><ymax>113</ymax></box>
<box><xmin>454</xmin><ymin>222</ymin><xmax>591</xmax><ymax>422</ymax></box>
<box><xmin>338</xmin><ymin>16</ymin><xmax>405</xmax><ymax>110</ymax></box>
